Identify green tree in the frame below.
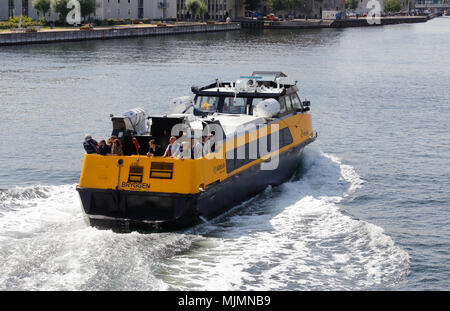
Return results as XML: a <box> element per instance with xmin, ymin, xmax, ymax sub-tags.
<box><xmin>286</xmin><ymin>0</ymin><xmax>302</xmax><ymax>16</ymax></box>
<box><xmin>384</xmin><ymin>0</ymin><xmax>402</xmax><ymax>12</ymax></box>
<box><xmin>345</xmin><ymin>0</ymin><xmax>358</xmax><ymax>10</ymax></box>
<box><xmin>186</xmin><ymin>0</ymin><xmax>205</xmax><ymax>20</ymax></box>
<box><xmin>51</xmin><ymin>0</ymin><xmax>71</xmax><ymax>22</ymax></box>
<box><xmin>269</xmin><ymin>0</ymin><xmax>303</xmax><ymax>15</ymax></box>
<box><xmin>244</xmin><ymin>0</ymin><xmax>262</xmax><ymax>12</ymax></box>
<box><xmin>33</xmin><ymin>0</ymin><xmax>51</xmax><ymax>17</ymax></box>
<box><xmin>79</xmin><ymin>0</ymin><xmax>96</xmax><ymax>21</ymax></box>
<box><xmin>198</xmin><ymin>1</ymin><xmax>208</xmax><ymax>21</ymax></box>
<box><xmin>269</xmin><ymin>0</ymin><xmax>288</xmax><ymax>12</ymax></box>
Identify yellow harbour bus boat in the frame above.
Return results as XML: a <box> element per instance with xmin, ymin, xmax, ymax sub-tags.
<box><xmin>77</xmin><ymin>72</ymin><xmax>316</xmax><ymax>232</ymax></box>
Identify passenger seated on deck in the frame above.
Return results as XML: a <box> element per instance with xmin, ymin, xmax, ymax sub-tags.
<box><xmin>110</xmin><ymin>139</ymin><xmax>123</xmax><ymax>156</ymax></box>
<box><xmin>177</xmin><ymin>141</ymin><xmax>191</xmax><ymax>160</ymax></box>
<box><xmin>203</xmin><ymin>133</ymin><xmax>216</xmax><ymax>154</ymax></box>
<box><xmin>107</xmin><ymin>135</ymin><xmax>117</xmax><ymax>149</ymax></box>
<box><xmin>163</xmin><ymin>136</ymin><xmax>180</xmax><ymax>158</ymax></box>
<box><xmin>192</xmin><ymin>138</ymin><xmax>203</xmax><ymax>159</ymax></box>
<box><xmin>83</xmin><ymin>135</ymin><xmax>98</xmax><ymax>154</ymax></box>
<box><xmin>97</xmin><ymin>140</ymin><xmax>111</xmax><ymax>156</ymax></box>
<box><xmin>147</xmin><ymin>139</ymin><xmax>163</xmax><ymax>157</ymax></box>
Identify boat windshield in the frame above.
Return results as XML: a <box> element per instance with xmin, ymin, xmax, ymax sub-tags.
<box><xmin>195</xmin><ymin>96</ymin><xmax>247</xmax><ymax>114</ymax></box>
<box><xmin>195</xmin><ymin>93</ymin><xmax>302</xmax><ymax>115</ymax></box>
<box><xmin>222</xmin><ymin>97</ymin><xmax>246</xmax><ymax>114</ymax></box>
<box><xmin>195</xmin><ymin>96</ymin><xmax>220</xmax><ymax>112</ymax></box>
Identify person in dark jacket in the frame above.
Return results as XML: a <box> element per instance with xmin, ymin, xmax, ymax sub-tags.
<box><xmin>97</xmin><ymin>140</ymin><xmax>111</xmax><ymax>156</ymax></box>
<box><xmin>147</xmin><ymin>139</ymin><xmax>163</xmax><ymax>157</ymax></box>
<box><xmin>83</xmin><ymin>135</ymin><xmax>98</xmax><ymax>154</ymax></box>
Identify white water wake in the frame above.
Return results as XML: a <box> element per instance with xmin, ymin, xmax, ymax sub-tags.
<box><xmin>0</xmin><ymin>149</ymin><xmax>410</xmax><ymax>290</ymax></box>
<box><xmin>158</xmin><ymin>148</ymin><xmax>410</xmax><ymax>290</ymax></box>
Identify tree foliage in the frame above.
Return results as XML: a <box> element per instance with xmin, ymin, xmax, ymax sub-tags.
<box><xmin>244</xmin><ymin>0</ymin><xmax>263</xmax><ymax>11</ymax></box>
<box><xmin>79</xmin><ymin>0</ymin><xmax>96</xmax><ymax>19</ymax></box>
<box><xmin>345</xmin><ymin>0</ymin><xmax>358</xmax><ymax>10</ymax></box>
<box><xmin>268</xmin><ymin>0</ymin><xmax>303</xmax><ymax>13</ymax></box>
<box><xmin>186</xmin><ymin>0</ymin><xmax>201</xmax><ymax>18</ymax></box>
<box><xmin>33</xmin><ymin>0</ymin><xmax>51</xmax><ymax>16</ymax></box>
<box><xmin>384</xmin><ymin>0</ymin><xmax>402</xmax><ymax>12</ymax></box>
<box><xmin>197</xmin><ymin>1</ymin><xmax>208</xmax><ymax>20</ymax></box>
<box><xmin>268</xmin><ymin>0</ymin><xmax>287</xmax><ymax>12</ymax></box>
<box><xmin>51</xmin><ymin>0</ymin><xmax>71</xmax><ymax>21</ymax></box>
<box><xmin>186</xmin><ymin>0</ymin><xmax>207</xmax><ymax>20</ymax></box>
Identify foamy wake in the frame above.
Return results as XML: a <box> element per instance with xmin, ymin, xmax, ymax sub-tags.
<box><xmin>160</xmin><ymin>148</ymin><xmax>410</xmax><ymax>290</ymax></box>
<box><xmin>0</xmin><ymin>184</ymin><xmax>194</xmax><ymax>290</ymax></box>
<box><xmin>0</xmin><ymin>149</ymin><xmax>410</xmax><ymax>290</ymax></box>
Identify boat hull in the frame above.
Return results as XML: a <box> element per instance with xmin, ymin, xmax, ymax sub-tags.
<box><xmin>77</xmin><ymin>140</ymin><xmax>310</xmax><ymax>232</ymax></box>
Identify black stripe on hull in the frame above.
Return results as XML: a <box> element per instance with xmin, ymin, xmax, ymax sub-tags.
<box><xmin>77</xmin><ymin>137</ymin><xmax>314</xmax><ymax>232</ymax></box>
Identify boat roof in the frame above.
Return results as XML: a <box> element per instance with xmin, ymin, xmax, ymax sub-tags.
<box><xmin>191</xmin><ymin>71</ymin><xmax>298</xmax><ymax>97</ymax></box>
<box><xmin>201</xmin><ymin>86</ymin><xmax>284</xmax><ymax>95</ymax></box>
<box><xmin>251</xmin><ymin>71</ymin><xmax>287</xmax><ymax>81</ymax></box>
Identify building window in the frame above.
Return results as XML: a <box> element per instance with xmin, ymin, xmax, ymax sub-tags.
<box><xmin>22</xmin><ymin>0</ymin><xmax>29</xmax><ymax>16</ymax></box>
<box><xmin>8</xmin><ymin>0</ymin><xmax>15</xmax><ymax>18</ymax></box>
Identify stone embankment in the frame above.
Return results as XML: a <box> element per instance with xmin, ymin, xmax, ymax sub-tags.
<box><xmin>0</xmin><ymin>23</ymin><xmax>241</xmax><ymax>46</ymax></box>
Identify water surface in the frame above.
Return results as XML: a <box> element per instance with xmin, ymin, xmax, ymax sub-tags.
<box><xmin>0</xmin><ymin>17</ymin><xmax>449</xmax><ymax>290</ymax></box>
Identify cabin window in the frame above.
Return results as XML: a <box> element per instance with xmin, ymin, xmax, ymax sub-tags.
<box><xmin>195</xmin><ymin>96</ymin><xmax>220</xmax><ymax>112</ymax></box>
<box><xmin>285</xmin><ymin>96</ymin><xmax>293</xmax><ymax>111</ymax></box>
<box><xmin>225</xmin><ymin>127</ymin><xmax>293</xmax><ymax>174</ymax></box>
<box><xmin>226</xmin><ymin>139</ymin><xmax>256</xmax><ymax>174</ymax></box>
<box><xmin>225</xmin><ymin>146</ymin><xmax>236</xmax><ymax>173</ymax></box>
<box><xmin>222</xmin><ymin>97</ymin><xmax>246</xmax><ymax>114</ymax></box>
<box><xmin>279</xmin><ymin>97</ymin><xmax>287</xmax><ymax>114</ymax></box>
<box><xmin>280</xmin><ymin>127</ymin><xmax>293</xmax><ymax>147</ymax></box>
<box><xmin>290</xmin><ymin>94</ymin><xmax>302</xmax><ymax>110</ymax></box>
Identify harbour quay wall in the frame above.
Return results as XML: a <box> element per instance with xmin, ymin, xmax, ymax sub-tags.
<box><xmin>331</xmin><ymin>16</ymin><xmax>429</xmax><ymax>28</ymax></box>
<box><xmin>0</xmin><ymin>23</ymin><xmax>241</xmax><ymax>47</ymax></box>
<box><xmin>266</xmin><ymin>20</ymin><xmax>334</xmax><ymax>29</ymax></box>
<box><xmin>240</xmin><ymin>16</ymin><xmax>428</xmax><ymax>29</ymax></box>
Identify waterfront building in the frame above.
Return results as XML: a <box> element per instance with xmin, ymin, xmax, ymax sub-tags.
<box><xmin>309</xmin><ymin>0</ymin><xmax>346</xmax><ymax>18</ymax></box>
<box><xmin>248</xmin><ymin>0</ymin><xmax>346</xmax><ymax>19</ymax></box>
<box><xmin>176</xmin><ymin>0</ymin><xmax>245</xmax><ymax>20</ymax></box>
<box><xmin>0</xmin><ymin>0</ymin><xmax>178</xmax><ymax>22</ymax></box>
<box><xmin>253</xmin><ymin>0</ymin><xmax>413</xmax><ymax>18</ymax></box>
<box><xmin>0</xmin><ymin>0</ymin><xmax>59</xmax><ymax>21</ymax></box>
<box><xmin>95</xmin><ymin>0</ymin><xmax>177</xmax><ymax>20</ymax></box>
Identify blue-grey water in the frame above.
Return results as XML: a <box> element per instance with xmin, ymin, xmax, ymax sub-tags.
<box><xmin>0</xmin><ymin>17</ymin><xmax>449</xmax><ymax>290</ymax></box>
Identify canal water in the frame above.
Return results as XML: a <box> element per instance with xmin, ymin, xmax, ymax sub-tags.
<box><xmin>0</xmin><ymin>17</ymin><xmax>449</xmax><ymax>290</ymax></box>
